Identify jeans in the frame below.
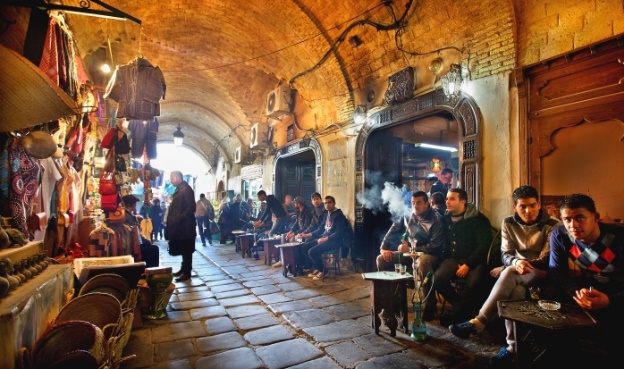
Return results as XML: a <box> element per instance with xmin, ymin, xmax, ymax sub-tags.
<box><xmin>196</xmin><ymin>215</ymin><xmax>210</xmax><ymax>244</ymax></box>
<box><xmin>434</xmin><ymin>258</ymin><xmax>487</xmax><ymax>321</ymax></box>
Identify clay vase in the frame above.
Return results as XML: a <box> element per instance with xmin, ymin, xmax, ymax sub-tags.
<box><xmin>14</xmin><ymin>261</ymin><xmax>28</xmax><ymax>283</ymax></box>
<box><xmin>31</xmin><ymin>255</ymin><xmax>43</xmax><ymax>274</ymax></box>
<box><xmin>0</xmin><ymin>259</ymin><xmax>19</xmax><ymax>291</ymax></box>
<box><xmin>27</xmin><ymin>256</ymin><xmax>39</xmax><ymax>277</ymax></box>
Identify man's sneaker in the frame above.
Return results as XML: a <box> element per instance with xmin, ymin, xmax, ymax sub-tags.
<box><xmin>312</xmin><ymin>272</ymin><xmax>324</xmax><ymax>280</ymax></box>
<box><xmin>307</xmin><ymin>270</ymin><xmax>320</xmax><ymax>278</ymax></box>
<box><xmin>449</xmin><ymin>321</ymin><xmax>476</xmax><ymax>339</ymax></box>
<box><xmin>491</xmin><ymin>347</ymin><xmax>514</xmax><ymax>368</ymax></box>
<box><xmin>272</xmin><ymin>261</ymin><xmax>282</xmax><ymax>268</ymax></box>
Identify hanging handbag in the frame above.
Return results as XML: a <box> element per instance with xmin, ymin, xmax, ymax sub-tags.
<box><xmin>100</xmin><ymin>193</ymin><xmax>118</xmax><ymax>211</ymax></box>
<box><xmin>100</xmin><ymin>127</ymin><xmax>117</xmax><ymax>149</ymax></box>
<box><xmin>109</xmin><ymin>207</ymin><xmax>126</xmax><ymax>223</ymax></box>
<box><xmin>98</xmin><ymin>171</ymin><xmax>117</xmax><ymax>195</ymax></box>
<box><xmin>115</xmin><ymin>155</ymin><xmax>126</xmax><ymax>172</ymax></box>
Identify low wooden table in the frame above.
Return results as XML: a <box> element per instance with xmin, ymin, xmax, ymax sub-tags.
<box><xmin>232</xmin><ymin>230</ymin><xmax>246</xmax><ymax>253</ymax></box>
<box><xmin>261</xmin><ymin>237</ymin><xmax>281</xmax><ymax>265</ymax></box>
<box><xmin>235</xmin><ymin>233</ymin><xmax>255</xmax><ymax>258</ymax></box>
<box><xmin>497</xmin><ymin>299</ymin><xmax>599</xmax><ymax>367</ymax></box>
<box><xmin>362</xmin><ymin>271</ymin><xmax>412</xmax><ymax>337</ymax></box>
<box><xmin>275</xmin><ymin>242</ymin><xmax>302</xmax><ymax>277</ymax></box>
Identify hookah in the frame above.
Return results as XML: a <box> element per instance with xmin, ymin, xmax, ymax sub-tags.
<box><xmin>411</xmin><ymin>270</ymin><xmax>434</xmax><ymax>342</ymax></box>
<box><xmin>251</xmin><ymin>224</ymin><xmax>260</xmax><ymax>260</ymax></box>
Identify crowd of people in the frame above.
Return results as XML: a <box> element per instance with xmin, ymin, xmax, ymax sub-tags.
<box><xmin>124</xmin><ymin>169</ymin><xmax>622</xmax><ymax>367</ymax></box>
<box><xmin>376</xmin><ymin>182</ymin><xmax>623</xmax><ymax>367</ymax></box>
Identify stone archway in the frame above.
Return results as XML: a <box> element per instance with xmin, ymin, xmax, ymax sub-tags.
<box><xmin>353</xmin><ymin>89</ymin><xmax>483</xmax><ymax>271</ymax></box>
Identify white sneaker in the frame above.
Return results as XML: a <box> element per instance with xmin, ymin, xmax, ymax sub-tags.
<box><xmin>312</xmin><ymin>272</ymin><xmax>324</xmax><ymax>280</ymax></box>
<box><xmin>272</xmin><ymin>261</ymin><xmax>282</xmax><ymax>268</ymax></box>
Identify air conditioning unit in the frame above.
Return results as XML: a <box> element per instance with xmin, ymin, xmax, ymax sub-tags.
<box><xmin>265</xmin><ymin>85</ymin><xmax>292</xmax><ymax>118</ymax></box>
<box><xmin>234</xmin><ymin>146</ymin><xmax>242</xmax><ymax>163</ymax></box>
<box><xmin>250</xmin><ymin>122</ymin><xmax>268</xmax><ymax>149</ymax></box>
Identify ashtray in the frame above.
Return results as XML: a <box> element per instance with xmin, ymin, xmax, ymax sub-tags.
<box><xmin>538</xmin><ymin>300</ymin><xmax>561</xmax><ymax>311</ymax></box>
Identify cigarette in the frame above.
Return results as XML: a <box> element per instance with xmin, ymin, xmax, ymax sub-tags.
<box><xmin>589</xmin><ymin>286</ymin><xmax>593</xmax><ymax>292</ymax></box>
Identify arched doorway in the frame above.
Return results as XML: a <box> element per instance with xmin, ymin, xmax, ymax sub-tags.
<box><xmin>353</xmin><ymin>89</ymin><xmax>483</xmax><ymax>271</ymax></box>
<box><xmin>272</xmin><ymin>138</ymin><xmax>322</xmax><ymax>205</ymax></box>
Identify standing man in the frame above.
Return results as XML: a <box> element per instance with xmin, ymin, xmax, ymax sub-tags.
<box><xmin>195</xmin><ymin>193</ymin><xmax>214</xmax><ymax>246</ymax></box>
<box><xmin>253</xmin><ymin>190</ymin><xmax>288</xmax><ymax>237</ymax></box>
<box><xmin>548</xmin><ymin>194</ymin><xmax>624</xmax><ymax>365</ymax></box>
<box><xmin>120</xmin><ymin>194</ymin><xmax>159</xmax><ymax>267</ymax></box>
<box><xmin>301</xmin><ymin>196</ymin><xmax>349</xmax><ymax>280</ymax></box>
<box><xmin>149</xmin><ymin>198</ymin><xmax>164</xmax><ymax>241</ymax></box>
<box><xmin>166</xmin><ymin>171</ymin><xmax>196</xmax><ymax>282</ymax></box>
<box><xmin>448</xmin><ymin>186</ymin><xmax>562</xmax><ymax>367</ymax></box>
<box><xmin>429</xmin><ymin>192</ymin><xmax>447</xmax><ymax>216</ymax></box>
<box><xmin>377</xmin><ymin>191</ymin><xmax>445</xmax><ymax>320</ymax></box>
<box><xmin>429</xmin><ymin>168</ymin><xmax>453</xmax><ymax>197</ymax></box>
<box><xmin>434</xmin><ymin>188</ymin><xmax>492</xmax><ymax>326</ymax></box>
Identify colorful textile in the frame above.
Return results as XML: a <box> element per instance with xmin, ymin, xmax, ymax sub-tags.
<box><xmin>8</xmin><ymin>140</ymin><xmax>41</xmax><ymax>236</ymax></box>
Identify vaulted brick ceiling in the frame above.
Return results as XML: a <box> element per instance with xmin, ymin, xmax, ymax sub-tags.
<box><xmin>3</xmin><ymin>0</ymin><xmax>515</xmax><ymax>169</ymax></box>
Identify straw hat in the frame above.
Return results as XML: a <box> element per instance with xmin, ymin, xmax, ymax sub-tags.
<box><xmin>20</xmin><ymin>131</ymin><xmax>57</xmax><ymax>159</ymax></box>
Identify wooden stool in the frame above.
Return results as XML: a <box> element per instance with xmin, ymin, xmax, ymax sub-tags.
<box><xmin>321</xmin><ymin>247</ymin><xmax>341</xmax><ymax>281</ymax></box>
<box><xmin>261</xmin><ymin>238</ymin><xmax>280</xmax><ymax>265</ymax></box>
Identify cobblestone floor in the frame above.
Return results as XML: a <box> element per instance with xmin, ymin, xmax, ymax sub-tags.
<box><xmin>121</xmin><ymin>239</ymin><xmax>506</xmax><ymax>369</ymax></box>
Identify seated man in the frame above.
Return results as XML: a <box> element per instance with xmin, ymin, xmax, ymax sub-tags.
<box><xmin>448</xmin><ymin>185</ymin><xmax>561</xmax><ymax>368</ymax></box>
<box><xmin>377</xmin><ymin>191</ymin><xmax>445</xmax><ymax>320</ymax></box>
<box><xmin>548</xmin><ymin>194</ymin><xmax>624</xmax><ymax>366</ymax></box>
<box><xmin>121</xmin><ymin>195</ymin><xmax>159</xmax><ymax>268</ymax></box>
<box><xmin>286</xmin><ymin>196</ymin><xmax>313</xmax><ymax>241</ymax></box>
<box><xmin>299</xmin><ymin>196</ymin><xmax>349</xmax><ymax>280</ymax></box>
<box><xmin>434</xmin><ymin>188</ymin><xmax>492</xmax><ymax>326</ymax></box>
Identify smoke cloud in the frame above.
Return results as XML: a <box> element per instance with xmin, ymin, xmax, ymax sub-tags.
<box><xmin>356</xmin><ymin>170</ymin><xmax>411</xmax><ymax>221</ymax></box>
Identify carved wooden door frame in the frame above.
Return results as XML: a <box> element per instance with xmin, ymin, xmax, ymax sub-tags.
<box><xmin>354</xmin><ymin>89</ymin><xmax>483</xmax><ymax>225</ymax></box>
<box><xmin>271</xmin><ymin>138</ymin><xmax>322</xmax><ymax>194</ymax></box>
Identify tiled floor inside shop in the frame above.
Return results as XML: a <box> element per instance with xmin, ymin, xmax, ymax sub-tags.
<box><xmin>120</xmin><ymin>238</ymin><xmax>504</xmax><ymax>369</ymax></box>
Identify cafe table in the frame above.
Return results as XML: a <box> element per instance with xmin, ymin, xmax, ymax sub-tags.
<box><xmin>497</xmin><ymin>299</ymin><xmax>598</xmax><ymax>367</ymax></box>
<box><xmin>275</xmin><ymin>241</ymin><xmax>303</xmax><ymax>277</ymax></box>
<box><xmin>362</xmin><ymin>271</ymin><xmax>412</xmax><ymax>337</ymax></box>
<box><xmin>260</xmin><ymin>237</ymin><xmax>281</xmax><ymax>265</ymax></box>
<box><xmin>232</xmin><ymin>230</ymin><xmax>246</xmax><ymax>253</ymax></box>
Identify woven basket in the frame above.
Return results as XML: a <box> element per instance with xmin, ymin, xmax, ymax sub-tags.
<box><xmin>30</xmin><ymin>320</ymin><xmax>105</xmax><ymax>369</ymax></box>
<box><xmin>78</xmin><ymin>273</ymin><xmax>130</xmax><ymax>303</ymax></box>
<box><xmin>55</xmin><ymin>292</ymin><xmax>122</xmax><ymax>338</ymax></box>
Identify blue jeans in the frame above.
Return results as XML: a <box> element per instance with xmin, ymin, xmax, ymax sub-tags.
<box><xmin>196</xmin><ymin>215</ymin><xmax>210</xmax><ymax>244</ymax></box>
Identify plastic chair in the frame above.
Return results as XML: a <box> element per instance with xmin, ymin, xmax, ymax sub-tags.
<box><xmin>321</xmin><ymin>247</ymin><xmax>342</xmax><ymax>281</ymax></box>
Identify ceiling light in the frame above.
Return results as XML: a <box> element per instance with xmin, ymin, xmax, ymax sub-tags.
<box><xmin>173</xmin><ymin>125</ymin><xmax>184</xmax><ymax>146</ymax></box>
<box><xmin>414</xmin><ymin>143</ymin><xmax>457</xmax><ymax>152</ymax></box>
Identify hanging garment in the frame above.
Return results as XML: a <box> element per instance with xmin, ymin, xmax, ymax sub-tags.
<box><xmin>104</xmin><ymin>57</ymin><xmax>166</xmax><ymax>121</ymax></box>
<box><xmin>140</xmin><ymin>218</ymin><xmax>153</xmax><ymax>241</ymax></box>
<box><xmin>8</xmin><ymin>140</ymin><xmax>41</xmax><ymax>236</ymax></box>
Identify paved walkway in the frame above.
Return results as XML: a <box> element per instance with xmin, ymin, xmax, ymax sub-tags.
<box><xmin>121</xmin><ymin>240</ymin><xmax>505</xmax><ymax>369</ymax></box>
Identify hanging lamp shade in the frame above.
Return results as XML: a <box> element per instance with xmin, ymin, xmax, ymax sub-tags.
<box><xmin>173</xmin><ymin>125</ymin><xmax>184</xmax><ymax>146</ymax></box>
<box><xmin>0</xmin><ymin>44</ymin><xmax>78</xmax><ymax>132</ymax></box>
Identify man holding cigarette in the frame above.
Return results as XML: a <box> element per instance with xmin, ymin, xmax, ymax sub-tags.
<box><xmin>549</xmin><ymin>194</ymin><xmax>624</xmax><ymax>365</ymax></box>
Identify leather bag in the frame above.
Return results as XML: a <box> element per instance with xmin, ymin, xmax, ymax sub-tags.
<box><xmin>109</xmin><ymin>207</ymin><xmax>125</xmax><ymax>223</ymax></box>
<box><xmin>100</xmin><ymin>127</ymin><xmax>117</xmax><ymax>149</ymax></box>
<box><xmin>98</xmin><ymin>172</ymin><xmax>117</xmax><ymax>195</ymax></box>
<box><xmin>100</xmin><ymin>193</ymin><xmax>118</xmax><ymax>211</ymax></box>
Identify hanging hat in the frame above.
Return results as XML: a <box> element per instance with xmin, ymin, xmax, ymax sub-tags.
<box><xmin>20</xmin><ymin>131</ymin><xmax>57</xmax><ymax>159</ymax></box>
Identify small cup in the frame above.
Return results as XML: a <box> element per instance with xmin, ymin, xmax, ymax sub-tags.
<box><xmin>394</xmin><ymin>264</ymin><xmax>401</xmax><ymax>273</ymax></box>
<box><xmin>400</xmin><ymin>265</ymin><xmax>407</xmax><ymax>275</ymax></box>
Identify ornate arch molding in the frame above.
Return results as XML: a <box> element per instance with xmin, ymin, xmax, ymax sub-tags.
<box><xmin>354</xmin><ymin>89</ymin><xmax>483</xmax><ymax>224</ymax></box>
<box><xmin>271</xmin><ymin>138</ymin><xmax>322</xmax><ymax>193</ymax></box>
